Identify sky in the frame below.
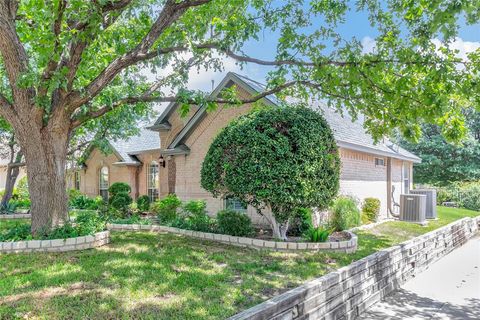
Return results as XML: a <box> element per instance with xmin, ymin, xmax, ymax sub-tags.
<box><xmin>152</xmin><ymin>3</ymin><xmax>480</xmax><ymax>113</ymax></box>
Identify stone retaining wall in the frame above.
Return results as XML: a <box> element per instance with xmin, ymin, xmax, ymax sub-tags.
<box><xmin>107</xmin><ymin>224</ymin><xmax>358</xmax><ymax>253</ymax></box>
<box><xmin>229</xmin><ymin>216</ymin><xmax>480</xmax><ymax>320</ymax></box>
<box><xmin>0</xmin><ymin>231</ymin><xmax>110</xmax><ymax>254</ymax></box>
<box><xmin>0</xmin><ymin>213</ymin><xmax>31</xmax><ymax>219</ymax></box>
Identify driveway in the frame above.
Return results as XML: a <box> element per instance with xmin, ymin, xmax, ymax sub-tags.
<box><xmin>358</xmin><ymin>236</ymin><xmax>480</xmax><ymax>320</ymax></box>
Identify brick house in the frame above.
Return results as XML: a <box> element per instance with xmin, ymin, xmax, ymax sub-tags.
<box><xmin>71</xmin><ymin>72</ymin><xmax>420</xmax><ymax>223</ymax></box>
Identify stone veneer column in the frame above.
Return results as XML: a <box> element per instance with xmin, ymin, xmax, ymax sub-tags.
<box><xmin>168</xmin><ymin>156</ymin><xmax>176</xmax><ymax>194</ymax></box>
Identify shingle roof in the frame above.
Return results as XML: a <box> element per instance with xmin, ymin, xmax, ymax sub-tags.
<box><xmin>165</xmin><ymin>72</ymin><xmax>420</xmax><ymax>163</ymax></box>
<box><xmin>109</xmin><ymin>128</ymin><xmax>160</xmax><ymax>165</ymax></box>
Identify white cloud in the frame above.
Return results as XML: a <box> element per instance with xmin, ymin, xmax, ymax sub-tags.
<box><xmin>361</xmin><ymin>36</ymin><xmax>377</xmax><ymax>54</ymax></box>
<box><xmin>432</xmin><ymin>37</ymin><xmax>480</xmax><ymax>61</ymax></box>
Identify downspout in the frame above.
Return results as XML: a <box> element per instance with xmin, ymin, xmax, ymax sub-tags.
<box><xmin>387</xmin><ymin>157</ymin><xmax>400</xmax><ymax>218</ymax></box>
<box><xmin>135</xmin><ymin>165</ymin><xmax>141</xmax><ymax>200</ymax></box>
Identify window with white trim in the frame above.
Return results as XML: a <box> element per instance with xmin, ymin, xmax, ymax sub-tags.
<box><xmin>147</xmin><ymin>161</ymin><xmax>159</xmax><ymax>202</ymax></box>
<box><xmin>403</xmin><ymin>162</ymin><xmax>410</xmax><ymax>194</ymax></box>
<box><xmin>99</xmin><ymin>166</ymin><xmax>109</xmax><ymax>201</ymax></box>
<box><xmin>224</xmin><ymin>197</ymin><xmax>247</xmax><ymax>212</ymax></box>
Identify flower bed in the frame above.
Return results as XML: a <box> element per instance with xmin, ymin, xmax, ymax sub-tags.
<box><xmin>0</xmin><ymin>231</ymin><xmax>110</xmax><ymax>254</ymax></box>
<box><xmin>107</xmin><ymin>223</ymin><xmax>358</xmax><ymax>252</ymax></box>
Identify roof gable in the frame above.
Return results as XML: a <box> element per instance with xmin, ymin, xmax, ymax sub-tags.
<box><xmin>161</xmin><ymin>72</ymin><xmax>421</xmax><ymax>163</ymax></box>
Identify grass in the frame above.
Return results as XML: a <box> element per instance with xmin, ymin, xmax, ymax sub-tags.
<box><xmin>0</xmin><ymin>206</ymin><xmax>478</xmax><ymax>319</ymax></box>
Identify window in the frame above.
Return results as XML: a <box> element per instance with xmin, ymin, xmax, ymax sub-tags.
<box><xmin>99</xmin><ymin>166</ymin><xmax>109</xmax><ymax>201</ymax></box>
<box><xmin>74</xmin><ymin>171</ymin><xmax>81</xmax><ymax>190</ymax></box>
<box><xmin>375</xmin><ymin>158</ymin><xmax>385</xmax><ymax>166</ymax></box>
<box><xmin>225</xmin><ymin>197</ymin><xmax>247</xmax><ymax>212</ymax></box>
<box><xmin>147</xmin><ymin>161</ymin><xmax>159</xmax><ymax>202</ymax></box>
<box><xmin>403</xmin><ymin>162</ymin><xmax>410</xmax><ymax>194</ymax></box>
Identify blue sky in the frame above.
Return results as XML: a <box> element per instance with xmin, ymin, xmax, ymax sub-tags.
<box><xmin>182</xmin><ymin>5</ymin><xmax>479</xmax><ymax>94</ymax></box>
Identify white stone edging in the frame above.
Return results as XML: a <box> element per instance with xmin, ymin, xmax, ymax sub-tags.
<box><xmin>107</xmin><ymin>223</ymin><xmax>358</xmax><ymax>253</ymax></box>
<box><xmin>349</xmin><ymin>218</ymin><xmax>396</xmax><ymax>232</ymax></box>
<box><xmin>228</xmin><ymin>215</ymin><xmax>480</xmax><ymax>320</ymax></box>
<box><xmin>0</xmin><ymin>213</ymin><xmax>31</xmax><ymax>219</ymax></box>
<box><xmin>0</xmin><ymin>231</ymin><xmax>110</xmax><ymax>254</ymax></box>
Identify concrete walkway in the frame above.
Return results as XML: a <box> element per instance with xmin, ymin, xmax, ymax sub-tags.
<box><xmin>359</xmin><ymin>236</ymin><xmax>480</xmax><ymax>320</ymax></box>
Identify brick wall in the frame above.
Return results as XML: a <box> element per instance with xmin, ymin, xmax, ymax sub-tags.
<box><xmin>229</xmin><ymin>216</ymin><xmax>480</xmax><ymax>320</ymax></box>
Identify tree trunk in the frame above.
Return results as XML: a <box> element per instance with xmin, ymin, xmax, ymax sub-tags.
<box><xmin>1</xmin><ymin>150</ymin><xmax>23</xmax><ymax>209</ymax></box>
<box><xmin>18</xmin><ymin>123</ymin><xmax>70</xmax><ymax>235</ymax></box>
<box><xmin>264</xmin><ymin>210</ymin><xmax>290</xmax><ymax>241</ymax></box>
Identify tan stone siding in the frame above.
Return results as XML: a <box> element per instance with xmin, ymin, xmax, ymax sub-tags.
<box><xmin>78</xmin><ymin>149</ymin><xmax>136</xmax><ymax>198</ymax></box>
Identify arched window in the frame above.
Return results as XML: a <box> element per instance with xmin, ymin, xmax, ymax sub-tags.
<box><xmin>147</xmin><ymin>161</ymin><xmax>159</xmax><ymax>202</ymax></box>
<box><xmin>99</xmin><ymin>166</ymin><xmax>109</xmax><ymax>200</ymax></box>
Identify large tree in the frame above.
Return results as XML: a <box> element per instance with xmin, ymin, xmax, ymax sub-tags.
<box><xmin>0</xmin><ymin>0</ymin><xmax>477</xmax><ymax>234</ymax></box>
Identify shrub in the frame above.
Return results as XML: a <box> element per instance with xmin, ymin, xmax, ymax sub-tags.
<box><xmin>111</xmin><ymin>215</ymin><xmax>152</xmax><ymax>225</ymax></box>
<box><xmin>217</xmin><ymin>210</ymin><xmax>253</xmax><ymax>236</ymax></box>
<box><xmin>304</xmin><ymin>226</ymin><xmax>330</xmax><ymax>242</ymax></box>
<box><xmin>0</xmin><ymin>224</ymin><xmax>32</xmax><ymax>242</ymax></box>
<box><xmin>109</xmin><ymin>191</ymin><xmax>133</xmax><ymax>212</ymax></box>
<box><xmin>361</xmin><ymin>198</ymin><xmax>381</xmax><ymax>223</ymax></box>
<box><xmin>330</xmin><ymin>196</ymin><xmax>361</xmax><ymax>231</ymax></box>
<box><xmin>455</xmin><ymin>182</ymin><xmax>480</xmax><ymax>211</ymax></box>
<box><xmin>108</xmin><ymin>182</ymin><xmax>132</xmax><ymax>215</ymax></box>
<box><xmin>152</xmin><ymin>194</ymin><xmax>182</xmax><ymax>223</ymax></box>
<box><xmin>288</xmin><ymin>207</ymin><xmax>313</xmax><ymax>237</ymax></box>
<box><xmin>70</xmin><ymin>193</ymin><xmax>100</xmax><ymax>210</ymax></box>
<box><xmin>137</xmin><ymin>195</ymin><xmax>151</xmax><ymax>212</ymax></box>
<box><xmin>75</xmin><ymin>211</ymin><xmax>106</xmax><ymax>235</ymax></box>
<box><xmin>44</xmin><ymin>223</ymin><xmax>79</xmax><ymax>240</ymax></box>
<box><xmin>108</xmin><ymin>182</ymin><xmax>131</xmax><ymax>195</ymax></box>
<box><xmin>436</xmin><ymin>187</ymin><xmax>453</xmax><ymax>205</ymax></box>
<box><xmin>201</xmin><ymin>106</ymin><xmax>340</xmax><ymax>240</ymax></box>
<box><xmin>181</xmin><ymin>200</ymin><xmax>212</xmax><ymax>232</ymax></box>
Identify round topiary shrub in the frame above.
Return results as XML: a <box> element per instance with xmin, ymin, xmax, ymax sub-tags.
<box><xmin>108</xmin><ymin>182</ymin><xmax>131</xmax><ymax>196</ymax></box>
<box><xmin>110</xmin><ymin>191</ymin><xmax>132</xmax><ymax>211</ymax></box>
<box><xmin>217</xmin><ymin>209</ymin><xmax>254</xmax><ymax>237</ymax></box>
<box><xmin>137</xmin><ymin>195</ymin><xmax>151</xmax><ymax>212</ymax></box>
<box><xmin>201</xmin><ymin>106</ymin><xmax>340</xmax><ymax>240</ymax></box>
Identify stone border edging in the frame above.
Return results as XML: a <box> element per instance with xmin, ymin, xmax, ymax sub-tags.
<box><xmin>0</xmin><ymin>213</ymin><xmax>31</xmax><ymax>219</ymax></box>
<box><xmin>0</xmin><ymin>231</ymin><xmax>110</xmax><ymax>254</ymax></box>
<box><xmin>107</xmin><ymin>223</ymin><xmax>358</xmax><ymax>253</ymax></box>
<box><xmin>349</xmin><ymin>218</ymin><xmax>395</xmax><ymax>232</ymax></box>
<box><xmin>228</xmin><ymin>215</ymin><xmax>480</xmax><ymax>320</ymax></box>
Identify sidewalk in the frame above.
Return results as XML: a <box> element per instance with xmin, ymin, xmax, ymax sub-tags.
<box><xmin>358</xmin><ymin>236</ymin><xmax>480</xmax><ymax>320</ymax></box>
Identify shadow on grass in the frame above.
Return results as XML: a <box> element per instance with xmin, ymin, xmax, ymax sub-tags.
<box><xmin>0</xmin><ymin>230</ymin><xmax>398</xmax><ymax>319</ymax></box>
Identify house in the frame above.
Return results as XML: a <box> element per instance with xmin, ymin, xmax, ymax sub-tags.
<box><xmin>0</xmin><ymin>157</ymin><xmax>27</xmax><ymax>191</ymax></box>
<box><xmin>72</xmin><ymin>72</ymin><xmax>420</xmax><ymax>224</ymax></box>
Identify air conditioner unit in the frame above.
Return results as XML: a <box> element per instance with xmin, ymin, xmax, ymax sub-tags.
<box><xmin>400</xmin><ymin>194</ymin><xmax>427</xmax><ymax>225</ymax></box>
<box><xmin>409</xmin><ymin>189</ymin><xmax>437</xmax><ymax>219</ymax></box>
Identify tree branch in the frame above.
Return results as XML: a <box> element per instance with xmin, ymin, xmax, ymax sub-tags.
<box><xmin>68</xmin><ymin>0</ymin><xmax>211</xmax><ymax>111</ymax></box>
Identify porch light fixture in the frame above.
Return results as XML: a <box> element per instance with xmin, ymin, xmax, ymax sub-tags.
<box><xmin>159</xmin><ymin>155</ymin><xmax>166</xmax><ymax>168</ymax></box>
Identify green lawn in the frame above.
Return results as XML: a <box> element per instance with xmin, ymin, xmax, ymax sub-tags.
<box><xmin>0</xmin><ymin>206</ymin><xmax>478</xmax><ymax>319</ymax></box>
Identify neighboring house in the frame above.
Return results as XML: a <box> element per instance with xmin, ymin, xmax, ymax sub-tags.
<box><xmin>0</xmin><ymin>157</ymin><xmax>26</xmax><ymax>191</ymax></box>
<box><xmin>72</xmin><ymin>72</ymin><xmax>420</xmax><ymax>224</ymax></box>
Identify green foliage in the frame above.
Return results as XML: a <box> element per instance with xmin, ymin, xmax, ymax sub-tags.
<box><xmin>304</xmin><ymin>226</ymin><xmax>331</xmax><ymax>243</ymax></box>
<box><xmin>110</xmin><ymin>215</ymin><xmax>152</xmax><ymax>225</ymax></box>
<box><xmin>201</xmin><ymin>106</ymin><xmax>340</xmax><ymax>236</ymax></box>
<box><xmin>109</xmin><ymin>191</ymin><xmax>132</xmax><ymax>212</ymax></box>
<box><xmin>361</xmin><ymin>198</ymin><xmax>381</xmax><ymax>223</ymax></box>
<box><xmin>136</xmin><ymin>195</ymin><xmax>151</xmax><ymax>212</ymax></box>
<box><xmin>152</xmin><ymin>194</ymin><xmax>182</xmax><ymax>224</ymax></box>
<box><xmin>436</xmin><ymin>187</ymin><xmax>454</xmax><ymax>205</ymax></box>
<box><xmin>450</xmin><ymin>182</ymin><xmax>480</xmax><ymax>211</ymax></box>
<box><xmin>180</xmin><ymin>200</ymin><xmax>213</xmax><ymax>232</ymax></box>
<box><xmin>69</xmin><ymin>191</ymin><xmax>102</xmax><ymax>210</ymax></box>
<box><xmin>108</xmin><ymin>183</ymin><xmax>132</xmax><ymax>214</ymax></box>
<box><xmin>0</xmin><ymin>223</ymin><xmax>32</xmax><ymax>242</ymax></box>
<box><xmin>330</xmin><ymin>196</ymin><xmax>361</xmax><ymax>231</ymax></box>
<box><xmin>74</xmin><ymin>211</ymin><xmax>106</xmax><ymax>236</ymax></box>
<box><xmin>217</xmin><ymin>210</ymin><xmax>253</xmax><ymax>237</ymax></box>
<box><xmin>398</xmin><ymin>122</ymin><xmax>480</xmax><ymax>185</ymax></box>
<box><xmin>288</xmin><ymin>208</ymin><xmax>314</xmax><ymax>237</ymax></box>
<box><xmin>108</xmin><ymin>182</ymin><xmax>131</xmax><ymax>196</ymax></box>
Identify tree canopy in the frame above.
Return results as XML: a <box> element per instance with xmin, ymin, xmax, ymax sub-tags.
<box><xmin>201</xmin><ymin>106</ymin><xmax>340</xmax><ymax>239</ymax></box>
<box><xmin>0</xmin><ymin>0</ymin><xmax>478</xmax><ymax>233</ymax></box>
<box><xmin>399</xmin><ymin>110</ymin><xmax>480</xmax><ymax>185</ymax></box>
